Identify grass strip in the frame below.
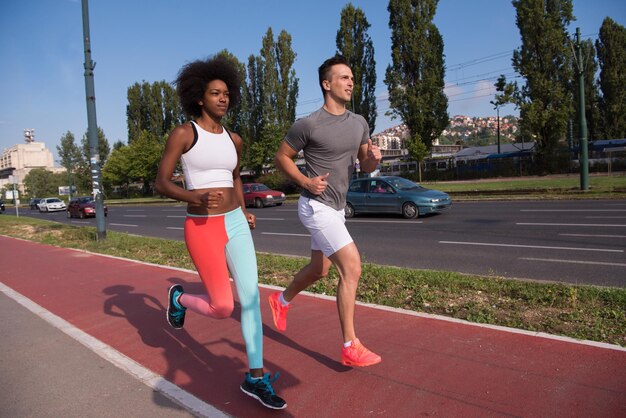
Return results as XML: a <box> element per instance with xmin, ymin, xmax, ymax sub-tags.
<box><xmin>1</xmin><ymin>215</ymin><xmax>624</xmax><ymax>347</ymax></box>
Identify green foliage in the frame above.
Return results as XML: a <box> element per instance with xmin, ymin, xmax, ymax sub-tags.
<box><xmin>596</xmin><ymin>17</ymin><xmax>626</xmax><ymax>139</ymax></box>
<box><xmin>502</xmin><ymin>0</ymin><xmax>575</xmax><ymax>174</ymax></box>
<box><xmin>385</xmin><ymin>0</ymin><xmax>449</xmax><ymax>150</ymax></box>
<box><xmin>336</xmin><ymin>4</ymin><xmax>377</xmax><ymax>133</ymax></box>
<box><xmin>256</xmin><ymin>171</ymin><xmax>299</xmax><ymax>194</ymax></box>
<box><xmin>126</xmin><ymin>81</ymin><xmax>184</xmax><ymax>143</ymax></box>
<box><xmin>22</xmin><ymin>168</ymin><xmax>67</xmax><ymax>198</ymax></box>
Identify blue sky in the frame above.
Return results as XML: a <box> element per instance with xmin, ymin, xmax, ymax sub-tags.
<box><xmin>1</xmin><ymin>0</ymin><xmax>624</xmax><ymax>163</ymax></box>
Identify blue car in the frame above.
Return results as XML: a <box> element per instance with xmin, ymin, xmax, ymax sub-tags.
<box><xmin>345</xmin><ymin>176</ymin><xmax>452</xmax><ymax>219</ymax></box>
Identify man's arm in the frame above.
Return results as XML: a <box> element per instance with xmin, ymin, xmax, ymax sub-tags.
<box><xmin>357</xmin><ymin>139</ymin><xmax>382</xmax><ymax>173</ymax></box>
<box><xmin>275</xmin><ymin>141</ymin><xmax>329</xmax><ymax>196</ymax></box>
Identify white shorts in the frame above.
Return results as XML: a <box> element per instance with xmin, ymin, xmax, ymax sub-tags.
<box><xmin>298</xmin><ymin>196</ymin><xmax>353</xmax><ymax>257</ymax></box>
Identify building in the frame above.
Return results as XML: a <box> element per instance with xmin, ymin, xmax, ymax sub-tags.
<box><xmin>0</xmin><ymin>129</ymin><xmax>65</xmax><ymax>196</ymax></box>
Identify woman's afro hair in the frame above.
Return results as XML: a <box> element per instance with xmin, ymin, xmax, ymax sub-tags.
<box><xmin>175</xmin><ymin>55</ymin><xmax>241</xmax><ymax>118</ymax></box>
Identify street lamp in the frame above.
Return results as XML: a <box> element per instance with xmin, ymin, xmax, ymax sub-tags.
<box><xmin>490</xmin><ymin>100</ymin><xmax>501</xmax><ymax>154</ymax></box>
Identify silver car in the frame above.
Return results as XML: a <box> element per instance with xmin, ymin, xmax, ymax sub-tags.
<box><xmin>38</xmin><ymin>197</ymin><xmax>67</xmax><ymax>213</ymax></box>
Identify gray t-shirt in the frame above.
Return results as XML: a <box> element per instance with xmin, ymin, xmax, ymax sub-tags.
<box><xmin>284</xmin><ymin>107</ymin><xmax>369</xmax><ymax>210</ymax></box>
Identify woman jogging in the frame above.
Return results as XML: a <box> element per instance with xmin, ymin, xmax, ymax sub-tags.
<box><xmin>155</xmin><ymin>55</ymin><xmax>286</xmax><ymax>410</ymax></box>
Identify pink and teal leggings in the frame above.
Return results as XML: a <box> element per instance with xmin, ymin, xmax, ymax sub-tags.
<box><xmin>180</xmin><ymin>207</ymin><xmax>263</xmax><ymax>369</ymax></box>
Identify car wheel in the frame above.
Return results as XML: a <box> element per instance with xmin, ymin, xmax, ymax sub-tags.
<box><xmin>402</xmin><ymin>202</ymin><xmax>419</xmax><ymax>219</ymax></box>
<box><xmin>275</xmin><ymin>203</ymin><xmax>283</xmax><ymax>206</ymax></box>
<box><xmin>344</xmin><ymin>203</ymin><xmax>355</xmax><ymax>218</ymax></box>
<box><xmin>254</xmin><ymin>198</ymin><xmax>264</xmax><ymax>208</ymax></box>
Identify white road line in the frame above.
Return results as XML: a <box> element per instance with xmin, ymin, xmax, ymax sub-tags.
<box><xmin>109</xmin><ymin>223</ymin><xmax>138</xmax><ymax>227</ymax></box>
<box><xmin>560</xmin><ymin>233</ymin><xmax>626</xmax><ymax>238</ymax></box>
<box><xmin>262</xmin><ymin>232</ymin><xmax>310</xmax><ymax>237</ymax></box>
<box><xmin>124</xmin><ymin>215</ymin><xmax>147</xmax><ymax>218</ymax></box>
<box><xmin>520</xmin><ymin>209</ymin><xmax>626</xmax><ymax>212</ymax></box>
<box><xmin>585</xmin><ymin>216</ymin><xmax>626</xmax><ymax>219</ymax></box>
<box><xmin>125</xmin><ymin>209</ymin><xmax>145</xmax><ymax>212</ymax></box>
<box><xmin>517</xmin><ymin>222</ymin><xmax>626</xmax><ymax>227</ymax></box>
<box><xmin>347</xmin><ymin>220</ymin><xmax>423</xmax><ymax>224</ymax></box>
<box><xmin>166</xmin><ymin>215</ymin><xmax>186</xmax><ymax>218</ymax></box>
<box><xmin>520</xmin><ymin>257</ymin><xmax>626</xmax><ymax>267</ymax></box>
<box><xmin>439</xmin><ymin>240</ymin><xmax>623</xmax><ymax>253</ymax></box>
<box><xmin>166</xmin><ymin>227</ymin><xmax>184</xmax><ymax>230</ymax></box>
<box><xmin>276</xmin><ymin>209</ymin><xmax>297</xmax><ymax>212</ymax></box>
<box><xmin>256</xmin><ymin>218</ymin><xmax>284</xmax><ymax>221</ymax></box>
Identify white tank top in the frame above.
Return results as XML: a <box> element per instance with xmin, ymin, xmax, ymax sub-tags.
<box><xmin>180</xmin><ymin>121</ymin><xmax>237</xmax><ymax>189</ymax></box>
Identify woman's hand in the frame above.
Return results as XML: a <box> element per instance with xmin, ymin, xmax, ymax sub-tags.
<box><xmin>244</xmin><ymin>210</ymin><xmax>256</xmax><ymax>229</ymax></box>
<box><xmin>199</xmin><ymin>190</ymin><xmax>224</xmax><ymax>208</ymax></box>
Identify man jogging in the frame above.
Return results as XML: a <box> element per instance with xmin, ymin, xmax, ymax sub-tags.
<box><xmin>270</xmin><ymin>55</ymin><xmax>382</xmax><ymax>367</ymax></box>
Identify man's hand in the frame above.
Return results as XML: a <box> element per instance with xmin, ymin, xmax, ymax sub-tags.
<box><xmin>305</xmin><ymin>173</ymin><xmax>330</xmax><ymax>195</ymax></box>
<box><xmin>367</xmin><ymin>139</ymin><xmax>382</xmax><ymax>162</ymax></box>
<box><xmin>199</xmin><ymin>190</ymin><xmax>224</xmax><ymax>208</ymax></box>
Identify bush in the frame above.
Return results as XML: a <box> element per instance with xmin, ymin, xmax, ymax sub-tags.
<box><xmin>257</xmin><ymin>171</ymin><xmax>300</xmax><ymax>194</ymax></box>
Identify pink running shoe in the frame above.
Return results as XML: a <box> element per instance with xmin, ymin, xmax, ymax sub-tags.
<box><xmin>268</xmin><ymin>292</ymin><xmax>290</xmax><ymax>331</ymax></box>
<box><xmin>341</xmin><ymin>338</ymin><xmax>382</xmax><ymax>367</ymax></box>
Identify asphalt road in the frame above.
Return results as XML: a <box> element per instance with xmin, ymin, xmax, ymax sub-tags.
<box><xmin>17</xmin><ymin>199</ymin><xmax>626</xmax><ymax>287</ymax></box>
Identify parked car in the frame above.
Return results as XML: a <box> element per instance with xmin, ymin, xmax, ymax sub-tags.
<box><xmin>37</xmin><ymin>197</ymin><xmax>67</xmax><ymax>213</ymax></box>
<box><xmin>243</xmin><ymin>183</ymin><xmax>286</xmax><ymax>208</ymax></box>
<box><xmin>345</xmin><ymin>176</ymin><xmax>452</xmax><ymax>219</ymax></box>
<box><xmin>66</xmin><ymin>196</ymin><xmax>108</xmax><ymax>218</ymax></box>
<box><xmin>29</xmin><ymin>198</ymin><xmax>42</xmax><ymax>210</ymax></box>
<box><xmin>0</xmin><ymin>199</ymin><xmax>5</xmax><ymax>213</ymax></box>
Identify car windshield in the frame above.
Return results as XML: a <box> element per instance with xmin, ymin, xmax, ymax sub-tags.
<box><xmin>386</xmin><ymin>177</ymin><xmax>423</xmax><ymax>191</ymax></box>
<box><xmin>48</xmin><ymin>198</ymin><xmax>62</xmax><ymax>203</ymax></box>
<box><xmin>79</xmin><ymin>197</ymin><xmax>93</xmax><ymax>203</ymax></box>
<box><xmin>254</xmin><ymin>184</ymin><xmax>271</xmax><ymax>191</ymax></box>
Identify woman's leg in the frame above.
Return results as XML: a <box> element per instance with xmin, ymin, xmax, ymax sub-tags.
<box><xmin>180</xmin><ymin>216</ymin><xmax>234</xmax><ymax>318</ymax></box>
<box><xmin>224</xmin><ymin>208</ymin><xmax>263</xmax><ymax>370</ymax></box>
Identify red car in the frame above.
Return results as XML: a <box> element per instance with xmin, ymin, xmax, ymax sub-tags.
<box><xmin>66</xmin><ymin>196</ymin><xmax>108</xmax><ymax>218</ymax></box>
<box><xmin>243</xmin><ymin>183</ymin><xmax>286</xmax><ymax>208</ymax></box>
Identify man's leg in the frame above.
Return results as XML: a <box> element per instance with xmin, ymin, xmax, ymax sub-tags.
<box><xmin>283</xmin><ymin>250</ymin><xmax>331</xmax><ymax>302</ymax></box>
<box><xmin>328</xmin><ymin>242</ymin><xmax>361</xmax><ymax>343</ymax></box>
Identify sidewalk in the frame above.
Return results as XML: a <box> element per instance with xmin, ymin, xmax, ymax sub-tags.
<box><xmin>1</xmin><ymin>235</ymin><xmax>625</xmax><ymax>417</ymax></box>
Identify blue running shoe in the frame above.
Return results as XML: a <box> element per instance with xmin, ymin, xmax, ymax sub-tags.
<box><xmin>167</xmin><ymin>284</ymin><xmax>186</xmax><ymax>329</ymax></box>
<box><xmin>240</xmin><ymin>372</ymin><xmax>287</xmax><ymax>410</ymax></box>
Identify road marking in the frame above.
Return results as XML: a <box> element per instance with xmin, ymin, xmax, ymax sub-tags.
<box><xmin>517</xmin><ymin>222</ymin><xmax>626</xmax><ymax>227</ymax></box>
<box><xmin>262</xmin><ymin>232</ymin><xmax>310</xmax><ymax>237</ymax></box>
<box><xmin>520</xmin><ymin>257</ymin><xmax>626</xmax><ymax>267</ymax></box>
<box><xmin>109</xmin><ymin>223</ymin><xmax>138</xmax><ymax>227</ymax></box>
<box><xmin>439</xmin><ymin>240</ymin><xmax>623</xmax><ymax>253</ymax></box>
<box><xmin>123</xmin><ymin>215</ymin><xmax>147</xmax><ymax>218</ymax></box>
<box><xmin>347</xmin><ymin>220</ymin><xmax>423</xmax><ymax>224</ymax></box>
<box><xmin>125</xmin><ymin>209</ymin><xmax>145</xmax><ymax>212</ymax></box>
<box><xmin>256</xmin><ymin>218</ymin><xmax>284</xmax><ymax>221</ymax></box>
<box><xmin>585</xmin><ymin>216</ymin><xmax>626</xmax><ymax>219</ymax></box>
<box><xmin>276</xmin><ymin>209</ymin><xmax>297</xmax><ymax>212</ymax></box>
<box><xmin>520</xmin><ymin>209</ymin><xmax>626</xmax><ymax>212</ymax></box>
<box><xmin>166</xmin><ymin>215</ymin><xmax>186</xmax><ymax>218</ymax></box>
<box><xmin>560</xmin><ymin>233</ymin><xmax>626</xmax><ymax>238</ymax></box>
<box><xmin>166</xmin><ymin>227</ymin><xmax>184</xmax><ymax>230</ymax></box>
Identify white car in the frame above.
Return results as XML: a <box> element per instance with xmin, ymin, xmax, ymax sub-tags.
<box><xmin>38</xmin><ymin>197</ymin><xmax>67</xmax><ymax>212</ymax></box>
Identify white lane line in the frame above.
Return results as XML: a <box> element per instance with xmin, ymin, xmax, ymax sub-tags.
<box><xmin>125</xmin><ymin>209</ymin><xmax>145</xmax><ymax>212</ymax></box>
<box><xmin>560</xmin><ymin>233</ymin><xmax>626</xmax><ymax>238</ymax></box>
<box><xmin>124</xmin><ymin>215</ymin><xmax>147</xmax><ymax>218</ymax></box>
<box><xmin>439</xmin><ymin>240</ymin><xmax>623</xmax><ymax>253</ymax></box>
<box><xmin>276</xmin><ymin>209</ymin><xmax>297</xmax><ymax>212</ymax></box>
<box><xmin>520</xmin><ymin>209</ymin><xmax>626</xmax><ymax>212</ymax></box>
<box><xmin>166</xmin><ymin>215</ymin><xmax>186</xmax><ymax>218</ymax></box>
<box><xmin>262</xmin><ymin>232</ymin><xmax>310</xmax><ymax>237</ymax></box>
<box><xmin>166</xmin><ymin>227</ymin><xmax>184</xmax><ymax>230</ymax></box>
<box><xmin>347</xmin><ymin>220</ymin><xmax>423</xmax><ymax>224</ymax></box>
<box><xmin>256</xmin><ymin>218</ymin><xmax>285</xmax><ymax>221</ymax></box>
<box><xmin>520</xmin><ymin>257</ymin><xmax>626</xmax><ymax>267</ymax></box>
<box><xmin>517</xmin><ymin>222</ymin><xmax>626</xmax><ymax>227</ymax></box>
<box><xmin>109</xmin><ymin>223</ymin><xmax>138</xmax><ymax>227</ymax></box>
<box><xmin>585</xmin><ymin>216</ymin><xmax>626</xmax><ymax>219</ymax></box>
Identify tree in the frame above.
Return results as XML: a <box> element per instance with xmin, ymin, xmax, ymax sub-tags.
<box><xmin>246</xmin><ymin>28</ymin><xmax>299</xmax><ymax>174</ymax></box>
<box><xmin>336</xmin><ymin>3</ymin><xmax>377</xmax><ymax>133</ymax></box>
<box><xmin>596</xmin><ymin>17</ymin><xmax>626</xmax><ymax>139</ymax></box>
<box><xmin>56</xmin><ymin>131</ymin><xmax>81</xmax><ymax>198</ymax></box>
<box><xmin>498</xmin><ymin>0</ymin><xmax>575</xmax><ymax>173</ymax></box>
<box><xmin>407</xmin><ymin>134</ymin><xmax>428</xmax><ymax>182</ymax></box>
<box><xmin>126</xmin><ymin>81</ymin><xmax>184</xmax><ymax>143</ymax></box>
<box><xmin>23</xmin><ymin>168</ymin><xmax>64</xmax><ymax>198</ymax></box>
<box><xmin>385</xmin><ymin>0</ymin><xmax>448</xmax><ymax>152</ymax></box>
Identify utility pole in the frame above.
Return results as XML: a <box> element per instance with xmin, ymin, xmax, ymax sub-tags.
<box><xmin>81</xmin><ymin>0</ymin><xmax>106</xmax><ymax>240</ymax></box>
<box><xmin>575</xmin><ymin>27</ymin><xmax>589</xmax><ymax>191</ymax></box>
